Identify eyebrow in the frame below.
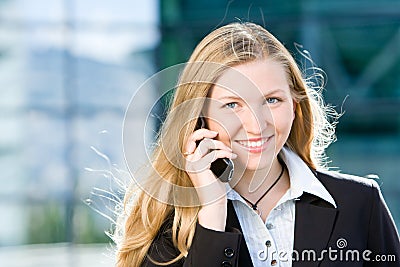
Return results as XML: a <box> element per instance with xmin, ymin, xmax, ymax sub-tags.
<box><xmin>216</xmin><ymin>89</ymin><xmax>286</xmax><ymax>101</ymax></box>
<box><xmin>216</xmin><ymin>96</ymin><xmax>242</xmax><ymax>101</ymax></box>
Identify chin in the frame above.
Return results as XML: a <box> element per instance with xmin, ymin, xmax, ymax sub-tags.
<box><xmin>235</xmin><ymin>157</ymin><xmax>274</xmax><ymax>172</ymax></box>
<box><xmin>247</xmin><ymin>162</ymin><xmax>273</xmax><ymax>171</ymax></box>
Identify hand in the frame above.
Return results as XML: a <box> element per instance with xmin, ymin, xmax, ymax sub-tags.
<box><xmin>184</xmin><ymin>129</ymin><xmax>237</xmax><ymax>231</ymax></box>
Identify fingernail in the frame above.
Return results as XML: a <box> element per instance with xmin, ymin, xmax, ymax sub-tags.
<box><xmin>210</xmin><ymin>131</ymin><xmax>218</xmax><ymax>135</ymax></box>
<box><xmin>231</xmin><ymin>153</ymin><xmax>237</xmax><ymax>159</ymax></box>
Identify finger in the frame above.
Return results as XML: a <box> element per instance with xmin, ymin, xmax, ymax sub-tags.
<box><xmin>202</xmin><ymin>150</ymin><xmax>237</xmax><ymax>165</ymax></box>
<box><xmin>185</xmin><ymin>146</ymin><xmax>236</xmax><ymax>173</ymax></box>
<box><xmin>185</xmin><ymin>129</ymin><xmax>218</xmax><ymax>154</ymax></box>
<box><xmin>185</xmin><ymin>150</ymin><xmax>236</xmax><ymax>175</ymax></box>
<box><xmin>195</xmin><ymin>138</ymin><xmax>232</xmax><ymax>158</ymax></box>
<box><xmin>191</xmin><ymin>129</ymin><xmax>219</xmax><ymax>141</ymax></box>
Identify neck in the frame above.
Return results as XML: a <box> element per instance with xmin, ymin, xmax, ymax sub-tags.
<box><xmin>232</xmin><ymin>157</ymin><xmax>287</xmax><ymax>197</ymax></box>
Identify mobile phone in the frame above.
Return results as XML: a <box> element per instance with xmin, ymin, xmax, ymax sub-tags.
<box><xmin>196</xmin><ymin>117</ymin><xmax>234</xmax><ymax>183</ymax></box>
<box><xmin>210</xmin><ymin>157</ymin><xmax>234</xmax><ymax>183</ymax></box>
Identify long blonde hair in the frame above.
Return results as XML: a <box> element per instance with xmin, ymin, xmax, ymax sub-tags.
<box><xmin>116</xmin><ymin>22</ymin><xmax>337</xmax><ymax>266</ymax></box>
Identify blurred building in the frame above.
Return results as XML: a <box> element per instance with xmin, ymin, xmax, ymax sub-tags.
<box><xmin>0</xmin><ymin>0</ymin><xmax>159</xmax><ymax>248</ymax></box>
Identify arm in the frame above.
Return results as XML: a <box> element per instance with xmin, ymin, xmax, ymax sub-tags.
<box><xmin>365</xmin><ymin>180</ymin><xmax>400</xmax><ymax>266</ymax></box>
<box><xmin>141</xmin><ymin>128</ymin><xmax>242</xmax><ymax>266</ymax></box>
<box><xmin>141</xmin><ymin>222</ymin><xmax>183</xmax><ymax>267</ymax></box>
<box><xmin>142</xmin><ymin>221</ymin><xmax>243</xmax><ymax>267</ymax></box>
<box><xmin>183</xmin><ymin>223</ymin><xmax>242</xmax><ymax>267</ymax></box>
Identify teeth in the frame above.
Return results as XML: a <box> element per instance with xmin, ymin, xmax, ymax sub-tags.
<box><xmin>238</xmin><ymin>139</ymin><xmax>267</xmax><ymax>148</ymax></box>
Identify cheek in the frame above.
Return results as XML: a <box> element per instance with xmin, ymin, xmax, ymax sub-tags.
<box><xmin>273</xmin><ymin>109</ymin><xmax>295</xmax><ymax>137</ymax></box>
<box><xmin>205</xmin><ymin>117</ymin><xmax>242</xmax><ymax>145</ymax></box>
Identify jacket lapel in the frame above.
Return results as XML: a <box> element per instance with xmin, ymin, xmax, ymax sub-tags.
<box><xmin>293</xmin><ymin>193</ymin><xmax>338</xmax><ymax>267</ymax></box>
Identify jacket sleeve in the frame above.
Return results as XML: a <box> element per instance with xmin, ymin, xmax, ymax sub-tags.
<box><xmin>141</xmin><ymin>222</ymin><xmax>183</xmax><ymax>266</ymax></box>
<box><xmin>184</xmin><ymin>223</ymin><xmax>243</xmax><ymax>267</ymax></box>
<box><xmin>141</xmin><ymin>221</ymin><xmax>243</xmax><ymax>267</ymax></box>
<box><xmin>365</xmin><ymin>180</ymin><xmax>400</xmax><ymax>266</ymax></box>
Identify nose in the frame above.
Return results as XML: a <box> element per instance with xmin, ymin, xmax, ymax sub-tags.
<box><xmin>242</xmin><ymin>106</ymin><xmax>269</xmax><ymax>135</ymax></box>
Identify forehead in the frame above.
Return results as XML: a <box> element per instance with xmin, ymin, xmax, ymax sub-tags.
<box><xmin>209</xmin><ymin>59</ymin><xmax>290</xmax><ymax>100</ymax></box>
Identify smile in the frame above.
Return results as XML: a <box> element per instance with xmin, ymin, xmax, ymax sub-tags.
<box><xmin>235</xmin><ymin>136</ymin><xmax>272</xmax><ymax>152</ymax></box>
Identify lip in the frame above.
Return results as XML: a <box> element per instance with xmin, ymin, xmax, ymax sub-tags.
<box><xmin>234</xmin><ymin>136</ymin><xmax>273</xmax><ymax>153</ymax></box>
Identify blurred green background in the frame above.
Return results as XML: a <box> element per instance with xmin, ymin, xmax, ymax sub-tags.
<box><xmin>0</xmin><ymin>0</ymin><xmax>399</xmax><ymax>266</ymax></box>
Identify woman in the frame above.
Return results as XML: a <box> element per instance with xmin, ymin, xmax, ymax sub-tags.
<box><xmin>116</xmin><ymin>22</ymin><xmax>400</xmax><ymax>266</ymax></box>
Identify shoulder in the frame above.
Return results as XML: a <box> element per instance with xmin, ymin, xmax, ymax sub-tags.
<box><xmin>316</xmin><ymin>170</ymin><xmax>400</xmax><ymax>256</ymax></box>
<box><xmin>314</xmin><ymin>169</ymin><xmax>382</xmax><ymax>206</ymax></box>
<box><xmin>316</xmin><ymin>169</ymin><xmax>380</xmax><ymax>190</ymax></box>
<box><xmin>313</xmin><ymin>170</ymin><xmax>392</xmax><ymax>228</ymax></box>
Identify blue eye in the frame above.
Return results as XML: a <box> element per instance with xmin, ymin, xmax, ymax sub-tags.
<box><xmin>225</xmin><ymin>102</ymin><xmax>238</xmax><ymax>109</ymax></box>
<box><xmin>265</xmin><ymin>98</ymin><xmax>279</xmax><ymax>104</ymax></box>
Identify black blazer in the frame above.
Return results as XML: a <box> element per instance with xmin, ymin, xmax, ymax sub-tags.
<box><xmin>143</xmin><ymin>171</ymin><xmax>400</xmax><ymax>266</ymax></box>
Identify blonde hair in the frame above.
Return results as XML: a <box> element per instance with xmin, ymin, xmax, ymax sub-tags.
<box><xmin>116</xmin><ymin>22</ymin><xmax>337</xmax><ymax>266</ymax></box>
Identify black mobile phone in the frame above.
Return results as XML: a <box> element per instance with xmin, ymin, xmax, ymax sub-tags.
<box><xmin>210</xmin><ymin>157</ymin><xmax>234</xmax><ymax>183</ymax></box>
<box><xmin>196</xmin><ymin>117</ymin><xmax>234</xmax><ymax>183</ymax></box>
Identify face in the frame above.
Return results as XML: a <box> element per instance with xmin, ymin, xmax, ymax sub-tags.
<box><xmin>203</xmin><ymin>59</ymin><xmax>295</xmax><ymax>172</ymax></box>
